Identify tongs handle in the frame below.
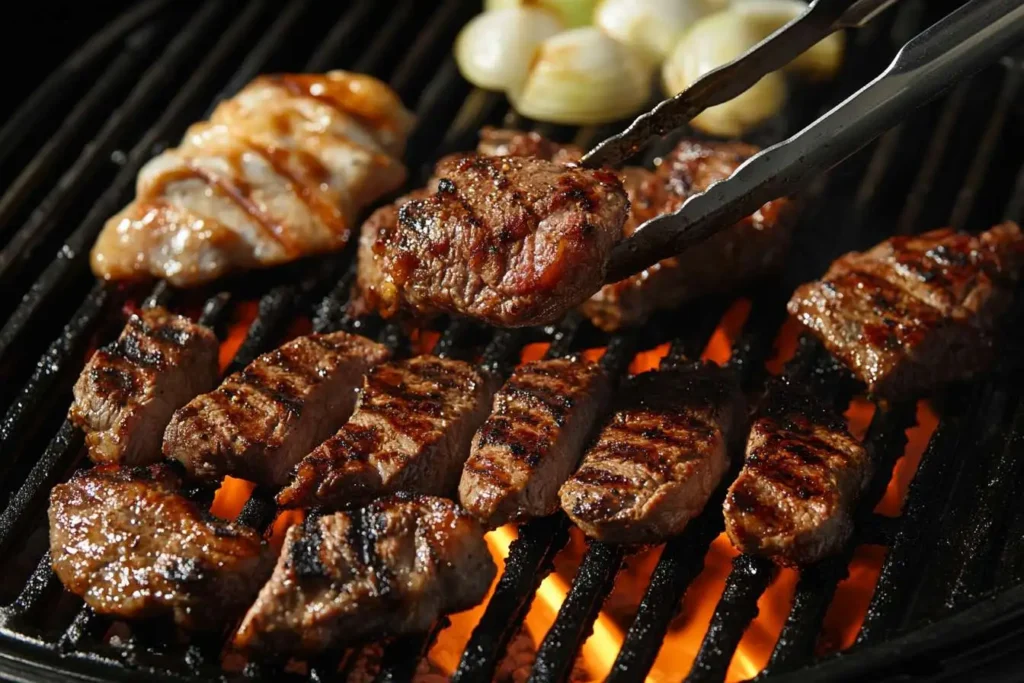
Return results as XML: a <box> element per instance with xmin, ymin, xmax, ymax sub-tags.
<box><xmin>604</xmin><ymin>0</ymin><xmax>1024</xmax><ymax>284</ymax></box>
<box><xmin>582</xmin><ymin>0</ymin><xmax>900</xmax><ymax>169</ymax></box>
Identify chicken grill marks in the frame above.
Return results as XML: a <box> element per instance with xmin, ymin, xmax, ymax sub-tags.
<box><xmin>163</xmin><ymin>331</ymin><xmax>390</xmax><ymax>486</ymax></box>
<box><xmin>788</xmin><ymin>221</ymin><xmax>1024</xmax><ymax>399</ymax></box>
<box><xmin>559</xmin><ymin>362</ymin><xmax>746</xmax><ymax>545</ymax></box>
<box><xmin>90</xmin><ymin>71</ymin><xmax>414</xmax><ymax>287</ymax></box>
<box><xmin>460</xmin><ymin>356</ymin><xmax>610</xmax><ymax>528</ymax></box>
<box><xmin>357</xmin><ymin>153</ymin><xmax>629</xmax><ymax>327</ymax></box>
<box><xmin>582</xmin><ymin>139</ymin><xmax>799</xmax><ymax>331</ymax></box>
<box><xmin>724</xmin><ymin>379</ymin><xmax>868</xmax><ymax>566</ymax></box>
<box><xmin>233</xmin><ymin>494</ymin><xmax>495</xmax><ymax>656</ymax></box>
<box><xmin>69</xmin><ymin>307</ymin><xmax>218</xmax><ymax>466</ymax></box>
<box><xmin>48</xmin><ymin>464</ymin><xmax>271</xmax><ymax>630</ymax></box>
<box><xmin>278</xmin><ymin>356</ymin><xmax>495</xmax><ymax>510</ymax></box>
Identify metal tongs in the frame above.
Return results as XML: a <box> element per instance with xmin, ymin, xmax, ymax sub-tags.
<box><xmin>584</xmin><ymin>0</ymin><xmax>1024</xmax><ymax>284</ymax></box>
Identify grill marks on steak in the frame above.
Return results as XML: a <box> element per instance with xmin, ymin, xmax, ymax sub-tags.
<box><xmin>788</xmin><ymin>221</ymin><xmax>1024</xmax><ymax>398</ymax></box>
<box><xmin>277</xmin><ymin>356</ymin><xmax>496</xmax><ymax>510</ymax></box>
<box><xmin>48</xmin><ymin>464</ymin><xmax>271</xmax><ymax>629</ymax></box>
<box><xmin>723</xmin><ymin>380</ymin><xmax>868</xmax><ymax>566</ymax></box>
<box><xmin>361</xmin><ymin>153</ymin><xmax>628</xmax><ymax>327</ymax></box>
<box><xmin>163</xmin><ymin>331</ymin><xmax>390</xmax><ymax>486</ymax></box>
<box><xmin>559</xmin><ymin>362</ymin><xmax>745</xmax><ymax>544</ymax></box>
<box><xmin>460</xmin><ymin>356</ymin><xmax>610</xmax><ymax>528</ymax></box>
<box><xmin>233</xmin><ymin>494</ymin><xmax>495</xmax><ymax>655</ymax></box>
<box><xmin>69</xmin><ymin>307</ymin><xmax>218</xmax><ymax>466</ymax></box>
<box><xmin>583</xmin><ymin>140</ymin><xmax>798</xmax><ymax>331</ymax></box>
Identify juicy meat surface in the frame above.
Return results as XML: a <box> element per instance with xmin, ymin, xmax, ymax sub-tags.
<box><xmin>90</xmin><ymin>71</ymin><xmax>414</xmax><ymax>287</ymax></box>
<box><xmin>278</xmin><ymin>356</ymin><xmax>495</xmax><ymax>510</ymax></box>
<box><xmin>559</xmin><ymin>362</ymin><xmax>746</xmax><ymax>544</ymax></box>
<box><xmin>583</xmin><ymin>139</ymin><xmax>798</xmax><ymax>331</ymax></box>
<box><xmin>723</xmin><ymin>380</ymin><xmax>868</xmax><ymax>566</ymax></box>
<box><xmin>164</xmin><ymin>331</ymin><xmax>390</xmax><ymax>486</ymax></box>
<box><xmin>460</xmin><ymin>356</ymin><xmax>610</xmax><ymax>528</ymax></box>
<box><xmin>233</xmin><ymin>494</ymin><xmax>495</xmax><ymax>655</ymax></box>
<box><xmin>357</xmin><ymin>153</ymin><xmax>628</xmax><ymax>327</ymax></box>
<box><xmin>49</xmin><ymin>464</ymin><xmax>271</xmax><ymax>629</ymax></box>
<box><xmin>475</xmin><ymin>126</ymin><xmax>583</xmax><ymax>164</ymax></box>
<box><xmin>788</xmin><ymin>221</ymin><xmax>1024</xmax><ymax>399</ymax></box>
<box><xmin>69</xmin><ymin>307</ymin><xmax>218</xmax><ymax>466</ymax></box>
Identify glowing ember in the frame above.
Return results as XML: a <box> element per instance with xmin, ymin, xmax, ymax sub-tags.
<box><xmin>210</xmin><ymin>477</ymin><xmax>256</xmax><ymax>521</ymax></box>
<box><xmin>218</xmin><ymin>301</ymin><xmax>259</xmax><ymax>371</ymax></box>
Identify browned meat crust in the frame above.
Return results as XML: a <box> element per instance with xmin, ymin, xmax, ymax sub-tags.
<box><xmin>460</xmin><ymin>356</ymin><xmax>610</xmax><ymax>528</ymax></box>
<box><xmin>278</xmin><ymin>356</ymin><xmax>496</xmax><ymax>510</ymax></box>
<box><xmin>233</xmin><ymin>494</ymin><xmax>495</xmax><ymax>656</ymax></box>
<box><xmin>787</xmin><ymin>221</ymin><xmax>1024</xmax><ymax>399</ymax></box>
<box><xmin>69</xmin><ymin>307</ymin><xmax>218</xmax><ymax>466</ymax></box>
<box><xmin>559</xmin><ymin>362</ymin><xmax>746</xmax><ymax>544</ymax></box>
<box><xmin>163</xmin><ymin>331</ymin><xmax>390</xmax><ymax>486</ymax></box>
<box><xmin>723</xmin><ymin>380</ymin><xmax>868</xmax><ymax>566</ymax></box>
<box><xmin>49</xmin><ymin>464</ymin><xmax>271</xmax><ymax>629</ymax></box>
<box><xmin>475</xmin><ymin>127</ymin><xmax>583</xmax><ymax>164</ymax></box>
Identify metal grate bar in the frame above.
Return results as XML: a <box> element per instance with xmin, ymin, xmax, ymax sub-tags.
<box><xmin>305</xmin><ymin>0</ymin><xmax>377</xmax><ymax>73</ymax></box>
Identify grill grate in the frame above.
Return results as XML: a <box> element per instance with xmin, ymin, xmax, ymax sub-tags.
<box><xmin>0</xmin><ymin>1</ymin><xmax>1023</xmax><ymax>682</ymax></box>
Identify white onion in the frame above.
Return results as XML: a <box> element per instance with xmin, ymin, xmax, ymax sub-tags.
<box><xmin>484</xmin><ymin>0</ymin><xmax>600</xmax><ymax>28</ymax></box>
<box><xmin>733</xmin><ymin>0</ymin><xmax>845</xmax><ymax>80</ymax></box>
<box><xmin>454</xmin><ymin>8</ymin><xmax>563</xmax><ymax>92</ymax></box>
<box><xmin>662</xmin><ymin>10</ymin><xmax>787</xmax><ymax>137</ymax></box>
<box><xmin>594</xmin><ymin>0</ymin><xmax>706</xmax><ymax>63</ymax></box>
<box><xmin>509</xmin><ymin>27</ymin><xmax>654</xmax><ymax>125</ymax></box>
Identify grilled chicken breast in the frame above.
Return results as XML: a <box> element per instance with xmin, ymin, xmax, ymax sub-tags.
<box><xmin>723</xmin><ymin>380</ymin><xmax>868</xmax><ymax>566</ymax></box>
<box><xmin>69</xmin><ymin>307</ymin><xmax>218</xmax><ymax>465</ymax></box>
<box><xmin>49</xmin><ymin>464</ymin><xmax>271</xmax><ymax>629</ymax></box>
<box><xmin>164</xmin><ymin>331</ymin><xmax>390</xmax><ymax>486</ymax></box>
<box><xmin>278</xmin><ymin>356</ymin><xmax>495</xmax><ymax>510</ymax></box>
<box><xmin>91</xmin><ymin>71</ymin><xmax>414</xmax><ymax>287</ymax></box>
<box><xmin>460</xmin><ymin>356</ymin><xmax>610</xmax><ymax>528</ymax></box>
<box><xmin>559</xmin><ymin>362</ymin><xmax>746</xmax><ymax>544</ymax></box>
<box><xmin>356</xmin><ymin>153</ymin><xmax>628</xmax><ymax>327</ymax></box>
<box><xmin>788</xmin><ymin>221</ymin><xmax>1024</xmax><ymax>399</ymax></box>
<box><xmin>233</xmin><ymin>494</ymin><xmax>495</xmax><ymax>655</ymax></box>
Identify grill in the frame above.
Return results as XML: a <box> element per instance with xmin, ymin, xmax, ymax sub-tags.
<box><xmin>1</xmin><ymin>1</ymin><xmax>1023</xmax><ymax>681</ymax></box>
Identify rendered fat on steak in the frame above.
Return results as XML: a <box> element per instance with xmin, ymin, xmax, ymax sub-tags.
<box><xmin>69</xmin><ymin>306</ymin><xmax>218</xmax><ymax>466</ymax></box>
<box><xmin>233</xmin><ymin>494</ymin><xmax>495</xmax><ymax>655</ymax></box>
<box><xmin>90</xmin><ymin>71</ymin><xmax>414</xmax><ymax>287</ymax></box>
<box><xmin>723</xmin><ymin>379</ymin><xmax>868</xmax><ymax>566</ymax></box>
<box><xmin>787</xmin><ymin>221</ymin><xmax>1024</xmax><ymax>399</ymax></box>
<box><xmin>163</xmin><ymin>331</ymin><xmax>390</xmax><ymax>486</ymax></box>
<box><xmin>460</xmin><ymin>356</ymin><xmax>610</xmax><ymax>528</ymax></box>
<box><xmin>356</xmin><ymin>153</ymin><xmax>629</xmax><ymax>327</ymax></box>
<box><xmin>277</xmin><ymin>356</ymin><xmax>495</xmax><ymax>510</ymax></box>
<box><xmin>582</xmin><ymin>140</ymin><xmax>798</xmax><ymax>331</ymax></box>
<box><xmin>559</xmin><ymin>362</ymin><xmax>746</xmax><ymax>544</ymax></box>
<box><xmin>49</xmin><ymin>464</ymin><xmax>271</xmax><ymax>629</ymax></box>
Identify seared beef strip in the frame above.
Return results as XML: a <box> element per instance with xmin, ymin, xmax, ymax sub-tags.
<box><xmin>583</xmin><ymin>140</ymin><xmax>798</xmax><ymax>331</ymax></box>
<box><xmin>460</xmin><ymin>356</ymin><xmax>610</xmax><ymax>528</ymax></box>
<box><xmin>278</xmin><ymin>356</ymin><xmax>495</xmax><ymax>510</ymax></box>
<box><xmin>559</xmin><ymin>362</ymin><xmax>746</xmax><ymax>544</ymax></box>
<box><xmin>356</xmin><ymin>153</ymin><xmax>628</xmax><ymax>327</ymax></box>
<box><xmin>164</xmin><ymin>331</ymin><xmax>390</xmax><ymax>486</ymax></box>
<box><xmin>788</xmin><ymin>221</ymin><xmax>1024</xmax><ymax>399</ymax></box>
<box><xmin>724</xmin><ymin>380</ymin><xmax>868</xmax><ymax>566</ymax></box>
<box><xmin>475</xmin><ymin>126</ymin><xmax>583</xmax><ymax>163</ymax></box>
<box><xmin>69</xmin><ymin>307</ymin><xmax>218</xmax><ymax>466</ymax></box>
<box><xmin>233</xmin><ymin>494</ymin><xmax>495</xmax><ymax>655</ymax></box>
<box><xmin>49</xmin><ymin>464</ymin><xmax>271</xmax><ymax>629</ymax></box>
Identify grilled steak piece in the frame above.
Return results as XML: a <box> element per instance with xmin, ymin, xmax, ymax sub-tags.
<box><xmin>233</xmin><ymin>494</ymin><xmax>495</xmax><ymax>655</ymax></box>
<box><xmin>69</xmin><ymin>307</ymin><xmax>218</xmax><ymax>466</ymax></box>
<box><xmin>475</xmin><ymin>126</ymin><xmax>583</xmax><ymax>163</ymax></box>
<box><xmin>357</xmin><ymin>153</ymin><xmax>628</xmax><ymax>327</ymax></box>
<box><xmin>278</xmin><ymin>356</ymin><xmax>495</xmax><ymax>510</ymax></box>
<box><xmin>90</xmin><ymin>71</ymin><xmax>413</xmax><ymax>287</ymax></box>
<box><xmin>460</xmin><ymin>356</ymin><xmax>610</xmax><ymax>528</ymax></box>
<box><xmin>49</xmin><ymin>464</ymin><xmax>271</xmax><ymax>629</ymax></box>
<box><xmin>788</xmin><ymin>221</ymin><xmax>1024</xmax><ymax>399</ymax></box>
<box><xmin>723</xmin><ymin>380</ymin><xmax>868</xmax><ymax>566</ymax></box>
<box><xmin>583</xmin><ymin>140</ymin><xmax>798</xmax><ymax>331</ymax></box>
<box><xmin>164</xmin><ymin>331</ymin><xmax>390</xmax><ymax>486</ymax></box>
<box><xmin>559</xmin><ymin>362</ymin><xmax>745</xmax><ymax>544</ymax></box>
